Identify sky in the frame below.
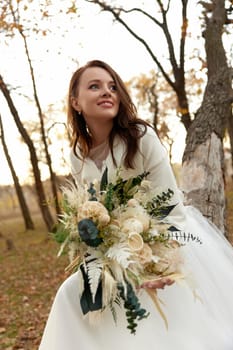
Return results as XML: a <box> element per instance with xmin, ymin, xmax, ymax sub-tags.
<box><xmin>0</xmin><ymin>0</ymin><xmax>207</xmax><ymax>185</ymax></box>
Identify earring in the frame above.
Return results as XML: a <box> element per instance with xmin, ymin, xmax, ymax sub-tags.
<box><xmin>77</xmin><ymin>111</ymin><xmax>81</xmax><ymax>115</ymax></box>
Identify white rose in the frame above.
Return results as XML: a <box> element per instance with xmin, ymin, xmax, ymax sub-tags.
<box><xmin>77</xmin><ymin>201</ymin><xmax>111</xmax><ymax>228</ymax></box>
<box><xmin>99</xmin><ymin>214</ymin><xmax>110</xmax><ymax>226</ymax></box>
<box><xmin>79</xmin><ymin>201</ymin><xmax>109</xmax><ymax>221</ymax></box>
<box><xmin>127</xmin><ymin>232</ymin><xmax>144</xmax><ymax>252</ymax></box>
<box><xmin>122</xmin><ymin>218</ymin><xmax>144</xmax><ymax>234</ymax></box>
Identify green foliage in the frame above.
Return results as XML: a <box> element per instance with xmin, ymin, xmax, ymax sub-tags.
<box><xmin>87</xmin><ymin>183</ymin><xmax>98</xmax><ymax>201</ymax></box>
<box><xmin>61</xmin><ymin>196</ymin><xmax>74</xmax><ymax>215</ymax></box>
<box><xmin>51</xmin><ymin>222</ymin><xmax>69</xmax><ymax>244</ymax></box>
<box><xmin>117</xmin><ymin>281</ymin><xmax>149</xmax><ymax>335</ymax></box>
<box><xmin>100</xmin><ymin>167</ymin><xmax>108</xmax><ymax>191</ymax></box>
<box><xmin>104</xmin><ymin>170</ymin><xmax>150</xmax><ymax>209</ymax></box>
<box><xmin>145</xmin><ymin>189</ymin><xmax>175</xmax><ymax>218</ymax></box>
<box><xmin>103</xmin><ymin>183</ymin><xmax>115</xmax><ymax>212</ymax></box>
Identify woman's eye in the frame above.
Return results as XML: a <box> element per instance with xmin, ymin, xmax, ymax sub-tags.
<box><xmin>89</xmin><ymin>84</ymin><xmax>99</xmax><ymax>90</ymax></box>
<box><xmin>110</xmin><ymin>84</ymin><xmax>117</xmax><ymax>91</ymax></box>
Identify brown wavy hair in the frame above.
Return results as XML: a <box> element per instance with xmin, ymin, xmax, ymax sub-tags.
<box><xmin>67</xmin><ymin>59</ymin><xmax>151</xmax><ymax>168</ymax></box>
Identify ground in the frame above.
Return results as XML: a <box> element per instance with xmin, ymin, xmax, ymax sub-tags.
<box><xmin>0</xmin><ymin>185</ymin><xmax>233</xmax><ymax>350</ymax></box>
<box><xmin>0</xmin><ymin>215</ymin><xmax>68</xmax><ymax>350</ymax></box>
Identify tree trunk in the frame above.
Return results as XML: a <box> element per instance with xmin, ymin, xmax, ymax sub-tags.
<box><xmin>181</xmin><ymin>0</ymin><xmax>233</xmax><ymax>233</ymax></box>
<box><xmin>0</xmin><ymin>75</ymin><xmax>55</xmax><ymax>232</ymax></box>
<box><xmin>19</xmin><ymin>30</ymin><xmax>61</xmax><ymax>217</ymax></box>
<box><xmin>227</xmin><ymin>112</ymin><xmax>233</xmax><ymax>181</ymax></box>
<box><xmin>182</xmin><ymin>133</ymin><xmax>226</xmax><ymax>231</ymax></box>
<box><xmin>0</xmin><ymin>114</ymin><xmax>35</xmax><ymax>230</ymax></box>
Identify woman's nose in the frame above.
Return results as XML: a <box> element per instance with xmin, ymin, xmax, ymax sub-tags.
<box><xmin>101</xmin><ymin>86</ymin><xmax>111</xmax><ymax>97</ymax></box>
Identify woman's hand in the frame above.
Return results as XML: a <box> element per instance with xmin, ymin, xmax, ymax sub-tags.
<box><xmin>140</xmin><ymin>277</ymin><xmax>174</xmax><ymax>290</ymax></box>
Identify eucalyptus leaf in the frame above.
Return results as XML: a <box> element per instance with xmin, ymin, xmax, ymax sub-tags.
<box><xmin>100</xmin><ymin>167</ymin><xmax>108</xmax><ymax>192</ymax></box>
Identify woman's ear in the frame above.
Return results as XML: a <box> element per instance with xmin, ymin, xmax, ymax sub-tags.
<box><xmin>71</xmin><ymin>97</ymin><xmax>81</xmax><ymax>113</ymax></box>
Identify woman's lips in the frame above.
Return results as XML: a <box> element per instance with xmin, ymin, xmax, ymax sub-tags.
<box><xmin>98</xmin><ymin>100</ymin><xmax>114</xmax><ymax>107</ymax></box>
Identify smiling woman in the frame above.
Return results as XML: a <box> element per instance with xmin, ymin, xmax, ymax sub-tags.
<box><xmin>67</xmin><ymin>60</ymin><xmax>149</xmax><ymax>172</ymax></box>
<box><xmin>38</xmin><ymin>59</ymin><xmax>233</xmax><ymax>350</ymax></box>
<box><xmin>70</xmin><ymin>65</ymin><xmax>120</xmax><ymax>147</ymax></box>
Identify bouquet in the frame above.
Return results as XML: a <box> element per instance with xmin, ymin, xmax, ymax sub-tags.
<box><xmin>54</xmin><ymin>168</ymin><xmax>186</xmax><ymax>334</ymax></box>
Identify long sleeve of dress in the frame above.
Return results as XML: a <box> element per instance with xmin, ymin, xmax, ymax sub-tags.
<box><xmin>137</xmin><ymin>127</ymin><xmax>187</xmax><ymax>230</ymax></box>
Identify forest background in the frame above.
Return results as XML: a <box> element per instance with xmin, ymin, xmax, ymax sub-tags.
<box><xmin>0</xmin><ymin>1</ymin><xmax>233</xmax><ymax>349</ymax></box>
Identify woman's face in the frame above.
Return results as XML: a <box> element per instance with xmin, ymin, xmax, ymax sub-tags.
<box><xmin>72</xmin><ymin>67</ymin><xmax>120</xmax><ymax>127</ymax></box>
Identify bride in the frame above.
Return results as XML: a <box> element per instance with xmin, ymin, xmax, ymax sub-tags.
<box><xmin>39</xmin><ymin>59</ymin><xmax>233</xmax><ymax>349</ymax></box>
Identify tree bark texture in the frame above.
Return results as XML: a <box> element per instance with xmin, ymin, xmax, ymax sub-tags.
<box><xmin>182</xmin><ymin>0</ymin><xmax>233</xmax><ymax>233</ymax></box>
<box><xmin>0</xmin><ymin>114</ymin><xmax>35</xmax><ymax>230</ymax></box>
<box><xmin>0</xmin><ymin>75</ymin><xmax>55</xmax><ymax>232</ymax></box>
<box><xmin>227</xmin><ymin>112</ymin><xmax>233</xmax><ymax>180</ymax></box>
<box><xmin>182</xmin><ymin>133</ymin><xmax>225</xmax><ymax>232</ymax></box>
<box><xmin>20</xmin><ymin>30</ymin><xmax>61</xmax><ymax>217</ymax></box>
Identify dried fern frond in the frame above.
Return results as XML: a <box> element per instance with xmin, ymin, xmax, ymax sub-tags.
<box><xmin>106</xmin><ymin>242</ymin><xmax>132</xmax><ymax>268</ymax></box>
<box><xmin>86</xmin><ymin>257</ymin><xmax>103</xmax><ymax>303</ymax></box>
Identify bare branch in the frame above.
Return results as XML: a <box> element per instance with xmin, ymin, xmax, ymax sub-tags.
<box><xmin>180</xmin><ymin>0</ymin><xmax>188</xmax><ymax>73</ymax></box>
<box><xmin>86</xmin><ymin>0</ymin><xmax>176</xmax><ymax>89</ymax></box>
<box><xmin>157</xmin><ymin>2</ymin><xmax>179</xmax><ymax>76</ymax></box>
<box><xmin>157</xmin><ymin>0</ymin><xmax>172</xmax><ymax>14</ymax></box>
<box><xmin>125</xmin><ymin>0</ymin><xmax>180</xmax><ymax>82</ymax></box>
<box><xmin>111</xmin><ymin>7</ymin><xmax>163</xmax><ymax>28</ymax></box>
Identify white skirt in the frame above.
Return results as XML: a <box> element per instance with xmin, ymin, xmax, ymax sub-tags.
<box><xmin>39</xmin><ymin>206</ymin><xmax>233</xmax><ymax>350</ymax></box>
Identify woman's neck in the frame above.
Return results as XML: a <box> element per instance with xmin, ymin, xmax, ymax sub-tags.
<box><xmin>87</xmin><ymin>121</ymin><xmax>113</xmax><ymax>148</ymax></box>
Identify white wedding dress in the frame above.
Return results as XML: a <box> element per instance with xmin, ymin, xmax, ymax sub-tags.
<box><xmin>39</xmin><ymin>128</ymin><xmax>233</xmax><ymax>349</ymax></box>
